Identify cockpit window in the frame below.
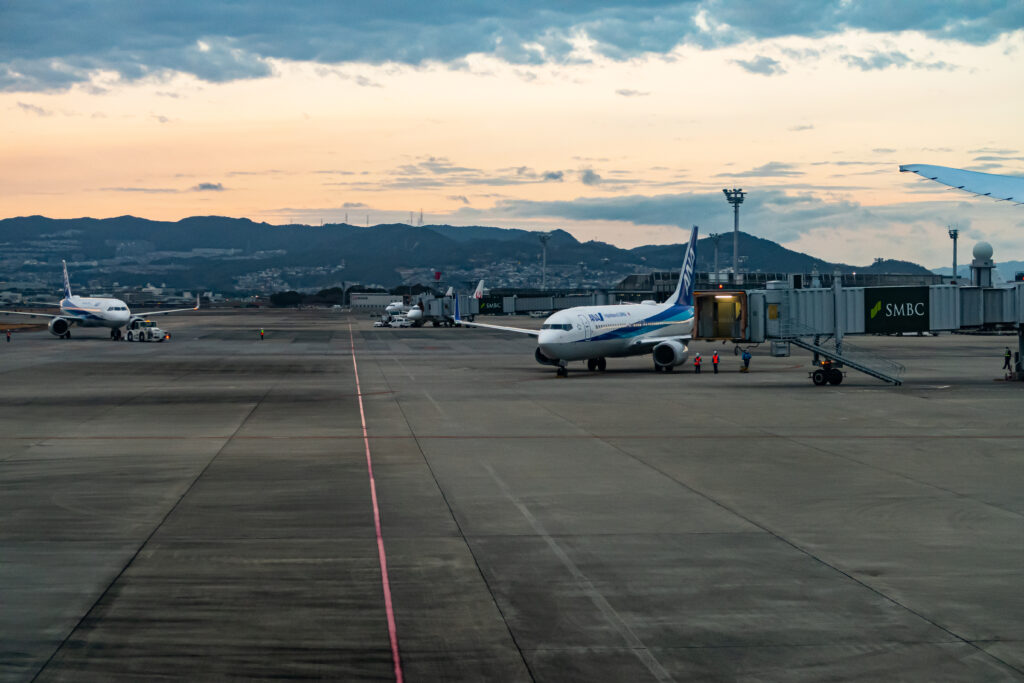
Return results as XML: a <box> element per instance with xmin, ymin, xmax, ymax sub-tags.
<box><xmin>541</xmin><ymin>323</ymin><xmax>572</xmax><ymax>330</ymax></box>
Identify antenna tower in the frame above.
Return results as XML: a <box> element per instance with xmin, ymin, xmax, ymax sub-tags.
<box><xmin>539</xmin><ymin>233</ymin><xmax>552</xmax><ymax>290</ymax></box>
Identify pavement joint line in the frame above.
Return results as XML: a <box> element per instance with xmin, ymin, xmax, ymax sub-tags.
<box><xmin>786</xmin><ymin>435</ymin><xmax>1024</xmax><ymax>524</ymax></box>
<box><xmin>375</xmin><ymin>350</ymin><xmax>538</xmax><ymax>683</ymax></box>
<box><xmin>349</xmin><ymin>323</ymin><xmax>404</xmax><ymax>683</ymax></box>
<box><xmin>521</xmin><ymin>639</ymin><xmax>973</xmax><ymax>652</ymax></box>
<box><xmin>480</xmin><ymin>459</ymin><xmax>675</xmax><ymax>682</ymax></box>
<box><xmin>28</xmin><ymin>380</ymin><xmax>277</xmax><ymax>683</ymax></box>
<box><xmin>585</xmin><ymin>430</ymin><xmax>1024</xmax><ymax>679</ymax></box>
<box><xmin>5</xmin><ymin>434</ymin><xmax>1024</xmax><ymax>440</ymax></box>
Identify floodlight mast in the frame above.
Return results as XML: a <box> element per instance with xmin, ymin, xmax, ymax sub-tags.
<box><xmin>723</xmin><ymin>188</ymin><xmax>745</xmax><ymax>279</ymax></box>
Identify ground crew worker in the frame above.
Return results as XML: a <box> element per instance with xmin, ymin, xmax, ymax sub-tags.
<box><xmin>1004</xmin><ymin>347</ymin><xmax>1012</xmax><ymax>370</ymax></box>
<box><xmin>259</xmin><ymin>328</ymin><xmax>264</xmax><ymax>341</ymax></box>
<box><xmin>742</xmin><ymin>348</ymin><xmax>751</xmax><ymax>371</ymax></box>
<box><xmin>712</xmin><ymin>350</ymin><xmax>719</xmax><ymax>374</ymax></box>
<box><xmin>694</xmin><ymin>353</ymin><xmax>702</xmax><ymax>373</ymax></box>
<box><xmin>5</xmin><ymin>330</ymin><xmax>10</xmax><ymax>343</ymax></box>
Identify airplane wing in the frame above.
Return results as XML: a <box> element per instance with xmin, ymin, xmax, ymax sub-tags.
<box><xmin>899</xmin><ymin>164</ymin><xmax>1024</xmax><ymax>204</ymax></box>
<box><xmin>453</xmin><ymin>295</ymin><xmax>539</xmax><ymax>336</ymax></box>
<box><xmin>0</xmin><ymin>310</ymin><xmax>65</xmax><ymax>321</ymax></box>
<box><xmin>134</xmin><ymin>295</ymin><xmax>200</xmax><ymax>317</ymax></box>
<box><xmin>456</xmin><ymin>319</ymin><xmax>539</xmax><ymax>337</ymax></box>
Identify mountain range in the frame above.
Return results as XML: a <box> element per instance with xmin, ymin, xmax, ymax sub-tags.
<box><xmin>0</xmin><ymin>215</ymin><xmax>934</xmax><ymax>292</ymax></box>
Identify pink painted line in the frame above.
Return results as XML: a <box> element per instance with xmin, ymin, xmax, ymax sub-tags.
<box><xmin>349</xmin><ymin>324</ymin><xmax>403</xmax><ymax>683</ymax></box>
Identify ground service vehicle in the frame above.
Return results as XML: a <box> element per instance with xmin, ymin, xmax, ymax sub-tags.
<box><xmin>126</xmin><ymin>319</ymin><xmax>169</xmax><ymax>342</ymax></box>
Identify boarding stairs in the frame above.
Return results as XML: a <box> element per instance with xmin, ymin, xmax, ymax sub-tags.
<box><xmin>778</xmin><ymin>321</ymin><xmax>905</xmax><ymax>386</ymax></box>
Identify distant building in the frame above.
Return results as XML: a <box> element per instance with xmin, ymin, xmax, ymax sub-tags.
<box><xmin>613</xmin><ymin>270</ymin><xmax>946</xmax><ymax>302</ymax></box>
<box><xmin>349</xmin><ymin>292</ymin><xmax>394</xmax><ymax>313</ymax></box>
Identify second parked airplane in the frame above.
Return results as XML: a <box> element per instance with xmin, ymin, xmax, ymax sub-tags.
<box><xmin>0</xmin><ymin>261</ymin><xmax>199</xmax><ymax>340</ymax></box>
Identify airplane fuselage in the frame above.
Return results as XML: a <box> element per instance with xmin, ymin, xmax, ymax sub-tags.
<box><xmin>537</xmin><ymin>302</ymin><xmax>694</xmax><ymax>361</ymax></box>
<box><xmin>59</xmin><ymin>296</ymin><xmax>131</xmax><ymax>328</ymax></box>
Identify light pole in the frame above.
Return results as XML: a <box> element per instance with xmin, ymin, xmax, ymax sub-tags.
<box><xmin>723</xmin><ymin>188</ymin><xmax>746</xmax><ymax>280</ymax></box>
<box><xmin>709</xmin><ymin>232</ymin><xmax>721</xmax><ymax>283</ymax></box>
<box><xmin>948</xmin><ymin>226</ymin><xmax>959</xmax><ymax>283</ymax></box>
<box><xmin>539</xmin><ymin>233</ymin><xmax>551</xmax><ymax>290</ymax></box>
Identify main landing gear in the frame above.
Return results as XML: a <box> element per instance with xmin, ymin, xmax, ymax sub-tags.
<box><xmin>110</xmin><ymin>328</ymin><xmax>123</xmax><ymax>341</ymax></box>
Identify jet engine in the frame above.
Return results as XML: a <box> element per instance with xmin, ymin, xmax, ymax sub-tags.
<box><xmin>535</xmin><ymin>347</ymin><xmax>560</xmax><ymax>367</ymax></box>
<box><xmin>48</xmin><ymin>317</ymin><xmax>70</xmax><ymax>337</ymax></box>
<box><xmin>652</xmin><ymin>340</ymin><xmax>689</xmax><ymax>369</ymax></box>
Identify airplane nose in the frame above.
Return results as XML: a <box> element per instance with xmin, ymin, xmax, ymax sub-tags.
<box><xmin>538</xmin><ymin>330</ymin><xmax>560</xmax><ymax>358</ymax></box>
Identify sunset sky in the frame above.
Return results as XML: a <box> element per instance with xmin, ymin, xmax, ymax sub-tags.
<box><xmin>3</xmin><ymin>2</ymin><xmax>1023</xmax><ymax>267</ymax></box>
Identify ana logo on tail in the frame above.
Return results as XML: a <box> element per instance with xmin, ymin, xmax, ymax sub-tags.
<box><xmin>62</xmin><ymin>260</ymin><xmax>73</xmax><ymax>299</ymax></box>
<box><xmin>672</xmin><ymin>226</ymin><xmax>699</xmax><ymax>307</ymax></box>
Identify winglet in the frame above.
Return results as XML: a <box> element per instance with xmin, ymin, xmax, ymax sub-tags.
<box><xmin>62</xmin><ymin>260</ymin><xmax>72</xmax><ymax>300</ymax></box>
<box><xmin>667</xmin><ymin>226</ymin><xmax>698</xmax><ymax>307</ymax></box>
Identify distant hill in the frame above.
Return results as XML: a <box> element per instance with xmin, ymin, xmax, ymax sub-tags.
<box><xmin>0</xmin><ymin>215</ymin><xmax>935</xmax><ymax>292</ymax></box>
<box><xmin>932</xmin><ymin>261</ymin><xmax>1024</xmax><ymax>281</ymax></box>
<box><xmin>629</xmin><ymin>233</ymin><xmax>932</xmax><ymax>275</ymax></box>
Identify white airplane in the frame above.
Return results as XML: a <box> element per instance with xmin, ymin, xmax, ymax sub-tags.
<box><xmin>384</xmin><ymin>299</ymin><xmax>410</xmax><ymax>316</ymax></box>
<box><xmin>408</xmin><ymin>279</ymin><xmax>484</xmax><ymax>326</ymax></box>
<box><xmin>899</xmin><ymin>164</ymin><xmax>1024</xmax><ymax>204</ymax></box>
<box><xmin>0</xmin><ymin>260</ymin><xmax>199</xmax><ymax>340</ymax></box>
<box><xmin>384</xmin><ymin>286</ymin><xmax>458</xmax><ymax>317</ymax></box>
<box><xmin>455</xmin><ymin>229</ymin><xmax>698</xmax><ymax>377</ymax></box>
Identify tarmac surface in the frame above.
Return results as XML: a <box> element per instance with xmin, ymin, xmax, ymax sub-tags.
<box><xmin>2</xmin><ymin>309</ymin><xmax>1023</xmax><ymax>681</ymax></box>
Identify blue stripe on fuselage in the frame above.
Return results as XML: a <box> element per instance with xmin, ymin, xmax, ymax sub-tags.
<box><xmin>585</xmin><ymin>305</ymin><xmax>693</xmax><ymax>342</ymax></box>
<box><xmin>61</xmin><ymin>307</ymin><xmax>105</xmax><ymax>321</ymax></box>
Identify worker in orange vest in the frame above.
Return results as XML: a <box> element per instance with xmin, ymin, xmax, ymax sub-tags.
<box><xmin>712</xmin><ymin>350</ymin><xmax>719</xmax><ymax>374</ymax></box>
<box><xmin>693</xmin><ymin>353</ymin><xmax>702</xmax><ymax>373</ymax></box>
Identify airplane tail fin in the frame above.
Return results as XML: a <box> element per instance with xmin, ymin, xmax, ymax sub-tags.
<box><xmin>62</xmin><ymin>260</ymin><xmax>72</xmax><ymax>300</ymax></box>
<box><xmin>453</xmin><ymin>292</ymin><xmax>461</xmax><ymax>323</ymax></box>
<box><xmin>667</xmin><ymin>226</ymin><xmax>698</xmax><ymax>307</ymax></box>
<box><xmin>473</xmin><ymin>280</ymin><xmax>485</xmax><ymax>299</ymax></box>
<box><xmin>445</xmin><ymin>286</ymin><xmax>454</xmax><ymax>297</ymax></box>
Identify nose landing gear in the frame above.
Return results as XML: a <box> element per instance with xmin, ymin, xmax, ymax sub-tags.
<box><xmin>811</xmin><ymin>360</ymin><xmax>844</xmax><ymax>386</ymax></box>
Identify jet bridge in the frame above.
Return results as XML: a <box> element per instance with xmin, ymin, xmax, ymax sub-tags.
<box><xmin>736</xmin><ymin>278</ymin><xmax>1024</xmax><ymax>385</ymax></box>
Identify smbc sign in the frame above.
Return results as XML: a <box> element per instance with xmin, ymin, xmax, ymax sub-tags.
<box><xmin>864</xmin><ymin>287</ymin><xmax>930</xmax><ymax>334</ymax></box>
<box><xmin>479</xmin><ymin>296</ymin><xmax>504</xmax><ymax>313</ymax></box>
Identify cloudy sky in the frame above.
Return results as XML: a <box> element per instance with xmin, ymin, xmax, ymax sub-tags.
<box><xmin>3</xmin><ymin>1</ymin><xmax>1024</xmax><ymax>266</ymax></box>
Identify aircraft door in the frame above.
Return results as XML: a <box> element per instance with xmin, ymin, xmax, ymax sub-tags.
<box><xmin>577</xmin><ymin>314</ymin><xmax>592</xmax><ymax>340</ymax></box>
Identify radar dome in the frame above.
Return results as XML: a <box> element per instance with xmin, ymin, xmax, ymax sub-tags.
<box><xmin>973</xmin><ymin>241</ymin><xmax>993</xmax><ymax>260</ymax></box>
